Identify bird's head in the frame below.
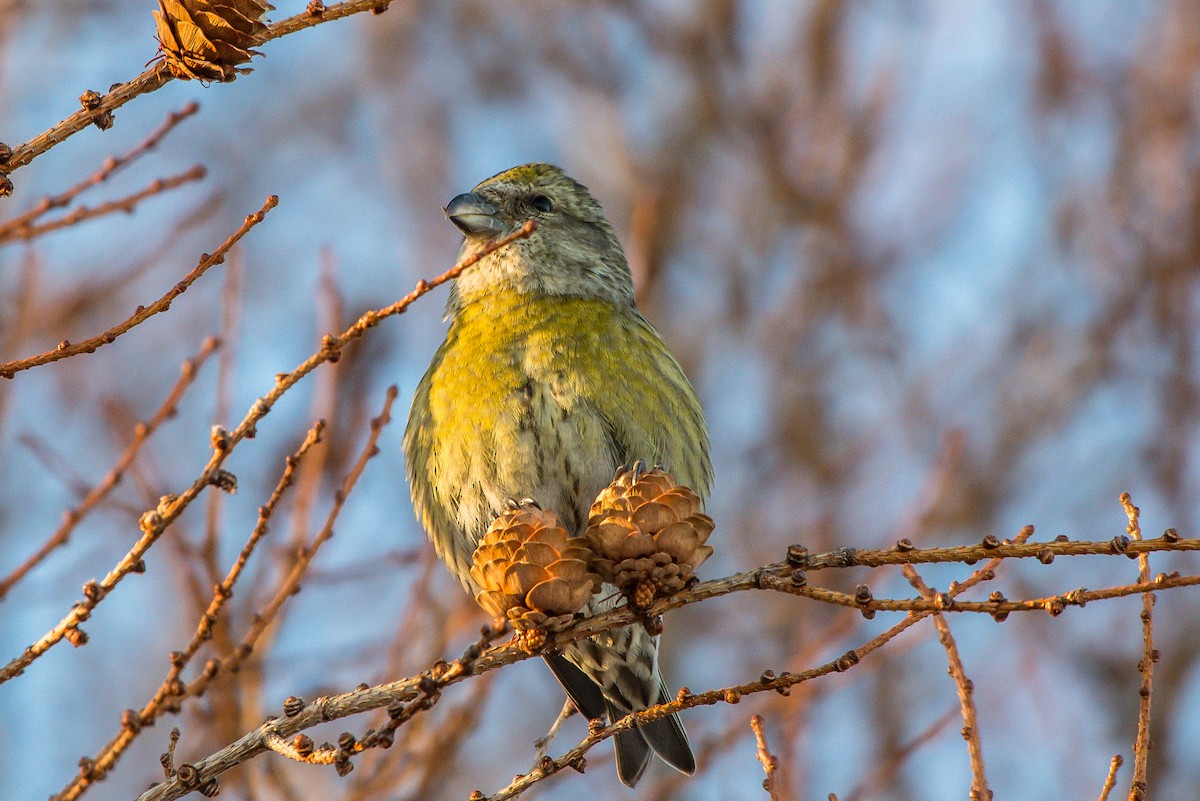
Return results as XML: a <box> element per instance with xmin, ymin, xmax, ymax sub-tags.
<box><xmin>443</xmin><ymin>163</ymin><xmax>634</xmax><ymax>311</ymax></box>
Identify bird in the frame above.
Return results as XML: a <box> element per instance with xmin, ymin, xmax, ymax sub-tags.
<box><xmin>403</xmin><ymin>163</ymin><xmax>712</xmax><ymax>787</ymax></box>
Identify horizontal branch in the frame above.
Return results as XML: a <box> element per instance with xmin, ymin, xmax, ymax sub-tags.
<box><xmin>787</xmin><ymin>531</ymin><xmax>1195</xmax><ymax>571</ymax></box>
<box><xmin>133</xmin><ymin>527</ymin><xmax>1200</xmax><ymax>801</ymax></box>
<box><xmin>767</xmin><ymin>572</ymin><xmax>1200</xmax><ymax>617</ymax></box>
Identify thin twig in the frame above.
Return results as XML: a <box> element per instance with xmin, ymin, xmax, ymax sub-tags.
<box><xmin>0</xmin><ymin>337</ymin><xmax>219</xmax><ymax>600</ymax></box>
<box><xmin>0</xmin><ymin>195</ymin><xmax>276</xmax><ymax>377</ymax></box>
<box><xmin>1098</xmin><ymin>755</ymin><xmax>1124</xmax><ymax>801</ymax></box>
<box><xmin>783</xmin><ymin>534</ymin><xmax>1199</xmax><ymax>571</ymax></box>
<box><xmin>0</xmin><ymin>101</ymin><xmax>199</xmax><ymax>233</ymax></box>
<box><xmin>766</xmin><ymin>572</ymin><xmax>1199</xmax><ymax>616</ymax></box>
<box><xmin>203</xmin><ymin>249</ymin><xmax>244</xmax><ymax>590</ymax></box>
<box><xmin>750</xmin><ymin>715</ymin><xmax>783</xmax><ymax>801</ymax></box>
<box><xmin>1122</xmin><ymin>493</ymin><xmax>1154</xmax><ymax>801</ymax></box>
<box><xmin>530</xmin><ymin>701</ymin><xmax>576</xmax><ymax>771</ymax></box>
<box><xmin>285</xmin><ymin>246</ymin><xmax>344</xmax><ymax>553</ymax></box>
<box><xmin>204</xmin><ymin>248</ymin><xmax>250</xmax><ymax>767</ymax></box>
<box><xmin>3</xmin><ymin>165</ymin><xmax>206</xmax><ymax>241</ymax></box>
<box><xmin>52</xmin><ymin>421</ymin><xmax>326</xmax><ymax>801</ymax></box>
<box><xmin>198</xmin><ymin>388</ymin><xmax>398</xmax><ymax>695</ymax></box>
<box><xmin>0</xmin><ymin>0</ymin><xmax>400</xmax><ymax>178</ymax></box>
<box><xmin>902</xmin><ymin>566</ymin><xmax>989</xmax><ymax>800</ymax></box>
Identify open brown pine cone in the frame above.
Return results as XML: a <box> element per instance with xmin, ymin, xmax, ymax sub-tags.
<box><xmin>153</xmin><ymin>0</ymin><xmax>272</xmax><ymax>82</ymax></box>
<box><xmin>585</xmin><ymin>464</ymin><xmax>714</xmax><ymax>610</ymax></box>
<box><xmin>470</xmin><ymin>505</ymin><xmax>602</xmax><ymax>651</ymax></box>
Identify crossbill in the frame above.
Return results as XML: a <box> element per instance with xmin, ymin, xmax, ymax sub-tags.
<box><xmin>403</xmin><ymin>163</ymin><xmax>712</xmax><ymax>787</ymax></box>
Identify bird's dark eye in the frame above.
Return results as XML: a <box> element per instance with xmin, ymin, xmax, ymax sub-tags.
<box><xmin>530</xmin><ymin>195</ymin><xmax>554</xmax><ymax>213</ymax></box>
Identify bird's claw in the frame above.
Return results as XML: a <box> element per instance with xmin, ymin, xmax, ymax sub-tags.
<box><xmin>502</xmin><ymin>496</ymin><xmax>542</xmax><ymax>512</ymax></box>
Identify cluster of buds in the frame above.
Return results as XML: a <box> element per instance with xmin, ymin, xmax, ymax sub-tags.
<box><xmin>470</xmin><ymin>466</ymin><xmax>715</xmax><ymax>649</ymax></box>
<box><xmin>153</xmin><ymin>0</ymin><xmax>272</xmax><ymax>82</ymax></box>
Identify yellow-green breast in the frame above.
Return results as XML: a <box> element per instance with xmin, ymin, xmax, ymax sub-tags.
<box><xmin>404</xmin><ymin>289</ymin><xmax>711</xmax><ymax>589</ymax></box>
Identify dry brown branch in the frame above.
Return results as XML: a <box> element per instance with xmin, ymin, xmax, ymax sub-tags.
<box><xmin>0</xmin><ymin>0</ymin><xmax>401</xmax><ymax>182</ymax></box>
<box><xmin>0</xmin><ymin>195</ymin><xmax>276</xmax><ymax>377</ymax></box>
<box><xmin>1099</xmin><ymin>755</ymin><xmax>1124</xmax><ymax>801</ymax></box>
<box><xmin>1123</xmin><ymin>493</ymin><xmax>1154</xmax><ymax>801</ymax></box>
<box><xmin>0</xmin><ymin>216</ymin><xmax>533</xmax><ymax>686</ymax></box>
<box><xmin>782</xmin><ymin>534</ymin><xmax>1198</xmax><ymax>571</ymax></box>
<box><xmin>769</xmin><ymin>572</ymin><xmax>1199</xmax><ymax>616</ymax></box>
<box><xmin>0</xmin><ymin>336</ymin><xmax>219</xmax><ymax>601</ymax></box>
<box><xmin>139</xmin><ymin>621</ymin><xmax>509</xmax><ymax>801</ymax></box>
<box><xmin>53</xmin><ymin>421</ymin><xmax>327</xmax><ymax>801</ymax></box>
<box><xmin>131</xmin><ymin>525</ymin><xmax>1032</xmax><ymax>801</ymax></box>
<box><xmin>750</xmin><ymin>714</ymin><xmax>784</xmax><ymax>801</ymax></box>
<box><xmin>2</xmin><ymin>164</ymin><xmax>206</xmax><ymax>241</ymax></box>
<box><xmin>0</xmin><ymin>101</ymin><xmax>199</xmax><ymax>237</ymax></box>
<box><xmin>482</xmin><ymin>524</ymin><xmax>1038</xmax><ymax>800</ymax></box>
<box><xmin>902</xmin><ymin>565</ymin><xmax>989</xmax><ymax>800</ymax></box>
<box><xmin>202</xmin><ymin>387</ymin><xmax>397</xmax><ymax>693</ymax></box>
<box><xmin>120</xmin><ymin>522</ymin><xmax>1200</xmax><ymax>801</ymax></box>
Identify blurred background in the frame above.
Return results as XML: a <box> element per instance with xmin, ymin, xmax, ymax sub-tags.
<box><xmin>2</xmin><ymin>1</ymin><xmax>1199</xmax><ymax>799</ymax></box>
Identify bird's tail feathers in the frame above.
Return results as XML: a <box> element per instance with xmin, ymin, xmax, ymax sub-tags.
<box><xmin>607</xmin><ymin>699</ymin><xmax>654</xmax><ymax>787</ymax></box>
<box><xmin>542</xmin><ymin>647</ymin><xmax>695</xmax><ymax>787</ymax></box>
<box><xmin>637</xmin><ymin>680</ymin><xmax>695</xmax><ymax>776</ymax></box>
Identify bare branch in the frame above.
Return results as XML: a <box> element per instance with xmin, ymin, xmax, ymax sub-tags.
<box><xmin>1123</xmin><ymin>493</ymin><xmax>1154</xmax><ymax>801</ymax></box>
<box><xmin>2</xmin><ymin>164</ymin><xmax>206</xmax><ymax>242</ymax></box>
<box><xmin>1099</xmin><ymin>755</ymin><xmax>1124</xmax><ymax>801</ymax></box>
<box><xmin>0</xmin><ymin>195</ymin><xmax>277</xmax><ymax>377</ymax></box>
<box><xmin>52</xmin><ymin>421</ymin><xmax>326</xmax><ymax>801</ymax></box>
<box><xmin>750</xmin><ymin>715</ymin><xmax>784</xmax><ymax>801</ymax></box>
<box><xmin>0</xmin><ymin>0</ymin><xmax>402</xmax><ymax>179</ymax></box>
<box><xmin>902</xmin><ymin>565</ymin><xmax>989</xmax><ymax>799</ymax></box>
<box><xmin>0</xmin><ymin>101</ymin><xmax>199</xmax><ymax>237</ymax></box>
<box><xmin>766</xmin><ymin>571</ymin><xmax>1199</xmax><ymax>617</ymax></box>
